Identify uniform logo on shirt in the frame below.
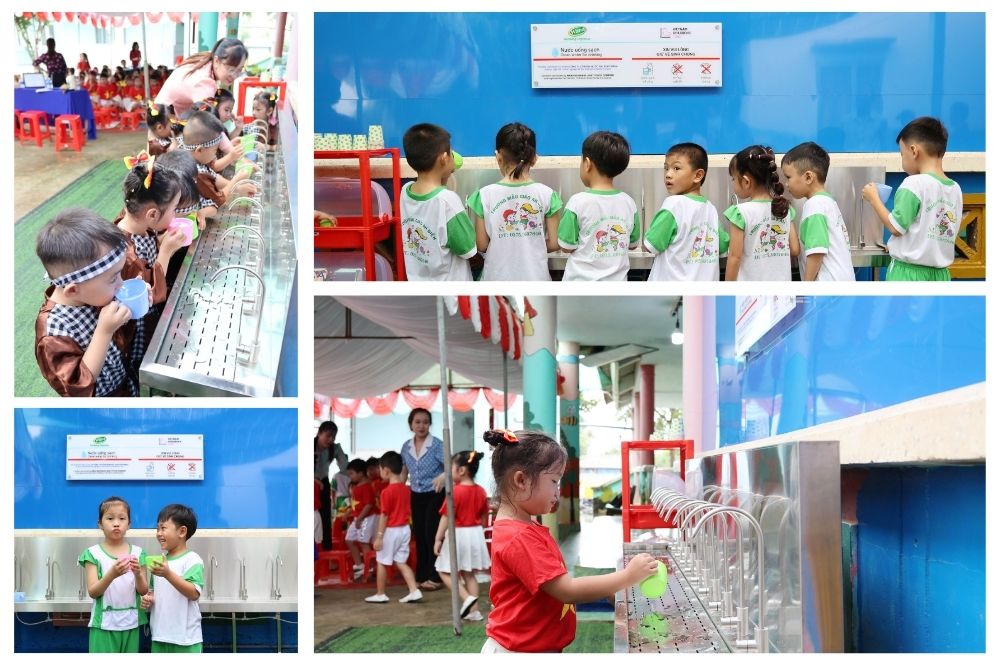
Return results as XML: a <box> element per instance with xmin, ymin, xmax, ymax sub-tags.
<box><xmin>750</xmin><ymin>220</ymin><xmax>790</xmax><ymax>258</ymax></box>
<box><xmin>403</xmin><ymin>220</ymin><xmax>434</xmax><ymax>264</ymax></box>
<box><xmin>686</xmin><ymin>225</ymin><xmax>719</xmax><ymax>264</ymax></box>
<box><xmin>492</xmin><ymin>196</ymin><xmax>544</xmax><ymax>239</ymax></box>
<box><xmin>929</xmin><ymin>201</ymin><xmax>959</xmax><ymax>242</ymax></box>
<box><xmin>592</xmin><ymin>222</ymin><xmax>629</xmax><ymax>255</ymax></box>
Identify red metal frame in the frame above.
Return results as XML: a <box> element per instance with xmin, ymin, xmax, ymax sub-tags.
<box><xmin>620</xmin><ymin>439</ymin><xmax>693</xmax><ymax>543</ymax></box>
<box><xmin>236</xmin><ymin>78</ymin><xmax>287</xmax><ymax>123</ymax></box>
<box><xmin>314</xmin><ymin>148</ymin><xmax>406</xmax><ymax>281</ymax></box>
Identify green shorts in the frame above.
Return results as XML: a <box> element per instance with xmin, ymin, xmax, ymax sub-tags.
<box><xmin>886</xmin><ymin>258</ymin><xmax>951</xmax><ymax>281</ymax></box>
<box><xmin>152</xmin><ymin>640</ymin><xmax>203</xmax><ymax>653</ymax></box>
<box><xmin>89</xmin><ymin>627</ymin><xmax>139</xmax><ymax>653</ymax></box>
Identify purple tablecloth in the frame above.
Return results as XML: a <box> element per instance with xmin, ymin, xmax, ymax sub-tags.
<box><xmin>14</xmin><ymin>88</ymin><xmax>97</xmax><ymax>140</ymax></box>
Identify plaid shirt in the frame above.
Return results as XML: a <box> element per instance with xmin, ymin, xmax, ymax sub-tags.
<box><xmin>45</xmin><ymin>304</ymin><xmax>133</xmax><ymax>396</ymax></box>
<box><xmin>196</xmin><ymin>163</ymin><xmax>219</xmax><ymax>209</ymax></box>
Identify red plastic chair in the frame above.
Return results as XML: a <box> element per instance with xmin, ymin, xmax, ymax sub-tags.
<box><xmin>93</xmin><ymin>107</ymin><xmax>116</xmax><ymax>130</ymax></box>
<box><xmin>19</xmin><ymin>110</ymin><xmax>51</xmax><ymax>147</ymax></box>
<box><xmin>54</xmin><ymin>114</ymin><xmax>85</xmax><ymax>152</ymax></box>
<box><xmin>120</xmin><ymin>109</ymin><xmax>144</xmax><ymax>131</ymax></box>
<box><xmin>317</xmin><ymin>549</ymin><xmax>355</xmax><ymax>584</ymax></box>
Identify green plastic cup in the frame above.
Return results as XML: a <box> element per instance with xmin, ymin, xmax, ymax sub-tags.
<box><xmin>186</xmin><ymin>212</ymin><xmax>199</xmax><ymax>241</ymax></box>
<box><xmin>452</xmin><ymin>150</ymin><xmax>463</xmax><ymax>170</ymax></box>
<box><xmin>639</xmin><ymin>560</ymin><xmax>668</xmax><ymax>598</ymax></box>
<box><xmin>144</xmin><ymin>554</ymin><xmax>165</xmax><ymax>568</ymax></box>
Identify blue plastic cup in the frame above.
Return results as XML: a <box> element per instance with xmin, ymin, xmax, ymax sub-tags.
<box><xmin>115</xmin><ymin>278</ymin><xmax>149</xmax><ymax>319</ymax></box>
<box><xmin>875</xmin><ymin>183</ymin><xmax>892</xmax><ymax>204</ymax></box>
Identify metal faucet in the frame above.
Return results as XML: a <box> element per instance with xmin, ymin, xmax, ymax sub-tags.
<box><xmin>45</xmin><ymin>556</ymin><xmax>56</xmax><ymax>600</ymax></box>
<box><xmin>206</xmin><ymin>555</ymin><xmax>219</xmax><ymax>600</ymax></box>
<box><xmin>209</xmin><ymin>265</ymin><xmax>266</xmax><ymax>364</ymax></box>
<box><xmin>238</xmin><ymin>558</ymin><xmax>248</xmax><ymax>600</ymax></box>
<box><xmin>219</xmin><ymin>225</ymin><xmax>267</xmax><ymax>274</ymax></box>
<box><xmin>226</xmin><ymin>196</ymin><xmax>264</xmax><ymax>217</ymax></box>
<box><xmin>267</xmin><ymin>556</ymin><xmax>284</xmax><ymax>600</ymax></box>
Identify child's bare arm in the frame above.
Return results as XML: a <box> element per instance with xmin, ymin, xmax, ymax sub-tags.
<box><xmin>788</xmin><ymin>223</ymin><xmax>801</xmax><ymax>258</ymax></box>
<box><xmin>372</xmin><ymin>514</ymin><xmax>389</xmax><ymax>552</ymax></box>
<box><xmin>433</xmin><ymin>515</ymin><xmax>448</xmax><ymax>555</ymax></box>
<box><xmin>150</xmin><ymin>560</ymin><xmax>200</xmax><ymax>601</ymax></box>
<box><xmin>474</xmin><ymin>216</ymin><xmax>490</xmax><ymax>252</ymax></box>
<box><xmin>861</xmin><ymin>184</ymin><xmax>902</xmax><ymax>237</ymax></box>
<box><xmin>804</xmin><ymin>254</ymin><xmax>823</xmax><ymax>281</ymax></box>
<box><xmin>355</xmin><ymin>501</ymin><xmax>374</xmax><ymax>524</ymax></box>
<box><xmin>545</xmin><ymin>214</ymin><xmax>560</xmax><ymax>252</ymax></box>
<box><xmin>725</xmin><ymin>226</ymin><xmax>744</xmax><ymax>281</ymax></box>
<box><xmin>540</xmin><ymin>553</ymin><xmax>658</xmax><ymax>604</ymax></box>
<box><xmin>134</xmin><ymin>564</ymin><xmax>149</xmax><ymax>595</ymax></box>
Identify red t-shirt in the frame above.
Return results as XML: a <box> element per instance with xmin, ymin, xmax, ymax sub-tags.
<box><xmin>97</xmin><ymin>83</ymin><xmax>117</xmax><ymax>100</ymax></box>
<box><xmin>380</xmin><ymin>482</ymin><xmax>411</xmax><ymax>527</ymax></box>
<box><xmin>350</xmin><ymin>481</ymin><xmax>375</xmax><ymax>519</ymax></box>
<box><xmin>125</xmin><ymin>85</ymin><xmax>144</xmax><ymax>101</ymax></box>
<box><xmin>149</xmin><ymin>81</ymin><xmax>162</xmax><ymax>98</ymax></box>
<box><xmin>370</xmin><ymin>478</ymin><xmax>385</xmax><ymax>505</ymax></box>
<box><xmin>438</xmin><ymin>484</ymin><xmax>488</xmax><ymax>527</ymax></box>
<box><xmin>486</xmin><ymin>519</ymin><xmax>575</xmax><ymax>652</ymax></box>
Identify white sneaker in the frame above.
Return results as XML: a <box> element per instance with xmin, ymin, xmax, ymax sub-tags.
<box><xmin>460</xmin><ymin>595</ymin><xmax>478</xmax><ymax>618</ymax></box>
<box><xmin>465</xmin><ymin>610</ymin><xmax>484</xmax><ymax>622</ymax></box>
<box><xmin>364</xmin><ymin>593</ymin><xmax>389</xmax><ymax>603</ymax></box>
<box><xmin>399</xmin><ymin>589</ymin><xmax>424</xmax><ymax>603</ymax></box>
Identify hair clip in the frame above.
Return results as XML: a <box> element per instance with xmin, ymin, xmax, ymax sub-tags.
<box><xmin>501</xmin><ymin>430</ymin><xmax>518</xmax><ymax>443</ymax></box>
<box><xmin>268</xmin><ymin>92</ymin><xmax>276</xmax><ymax>102</ymax></box>
<box><xmin>467</xmin><ymin>451</ymin><xmax>476</xmax><ymax>464</ymax></box>
<box><xmin>123</xmin><ymin>151</ymin><xmax>155</xmax><ymax>189</ymax></box>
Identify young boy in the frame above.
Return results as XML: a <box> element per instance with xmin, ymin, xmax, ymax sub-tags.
<box><xmin>781</xmin><ymin>142</ymin><xmax>856</xmax><ymax>281</ymax></box>
<box><xmin>35</xmin><ymin>208</ymin><xmax>138</xmax><ymax>397</ymax></box>
<box><xmin>367</xmin><ymin>456</ymin><xmax>385</xmax><ymax>511</ymax></box>
<box><xmin>142</xmin><ymin>504</ymin><xmax>204</xmax><ymax>653</ymax></box>
<box><xmin>557</xmin><ymin>131</ymin><xmax>640</xmax><ymax>280</ymax></box>
<box><xmin>365</xmin><ymin>451</ymin><xmax>423</xmax><ymax>604</ymax></box>
<box><xmin>862</xmin><ymin>116</ymin><xmax>962</xmax><ymax>281</ymax></box>
<box><xmin>400</xmin><ymin>123</ymin><xmax>477</xmax><ymax>280</ymax></box>
<box><xmin>345</xmin><ymin>458</ymin><xmax>376</xmax><ymax>579</ymax></box>
<box><xmin>180</xmin><ymin>111</ymin><xmax>255</xmax><ymax>229</ymax></box>
<box><xmin>645</xmin><ymin>142</ymin><xmax>729</xmax><ymax>281</ymax></box>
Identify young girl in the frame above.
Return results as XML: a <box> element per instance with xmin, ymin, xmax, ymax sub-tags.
<box><xmin>77</xmin><ymin>52</ymin><xmax>90</xmax><ymax>77</ymax></box>
<box><xmin>78</xmin><ymin>496</ymin><xmax>149</xmax><ymax>652</ymax></box>
<box><xmin>482</xmin><ymin>430</ymin><xmax>657</xmax><ymax>653</ymax></box>
<box><xmin>433</xmin><ymin>450</ymin><xmax>491</xmax><ymax>622</ymax></box>
<box><xmin>250</xmin><ymin>90</ymin><xmax>279</xmax><ymax>148</ymax></box>
<box><xmin>213</xmin><ymin>88</ymin><xmax>243</xmax><ymax>140</ymax></box>
<box><xmin>724</xmin><ymin>145</ymin><xmax>801</xmax><ymax>281</ymax></box>
<box><xmin>146</xmin><ymin>103</ymin><xmax>175</xmax><ymax>156</ymax></box>
<box><xmin>467</xmin><ymin>123</ymin><xmax>563</xmax><ymax>281</ymax></box>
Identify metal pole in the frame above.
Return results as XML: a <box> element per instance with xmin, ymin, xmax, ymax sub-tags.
<box><xmin>141</xmin><ymin>15</ymin><xmax>149</xmax><ymax>101</ymax></box>
<box><xmin>502</xmin><ymin>349</ymin><xmax>508</xmax><ymax>429</ymax></box>
<box><xmin>437</xmin><ymin>297</ymin><xmax>462</xmax><ymax>635</ymax></box>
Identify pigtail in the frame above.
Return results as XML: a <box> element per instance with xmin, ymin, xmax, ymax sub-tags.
<box><xmin>483</xmin><ymin>429</ymin><xmax>519</xmax><ymax>450</ymax></box>
<box><xmin>762</xmin><ymin>147</ymin><xmax>790</xmax><ymax>219</ymax></box>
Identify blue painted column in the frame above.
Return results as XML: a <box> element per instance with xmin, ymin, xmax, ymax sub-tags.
<box><xmin>197</xmin><ymin>13</ymin><xmax>220</xmax><ymax>53</ymax></box>
<box><xmin>224</xmin><ymin>13</ymin><xmax>240</xmax><ymax>40</ymax></box>
<box><xmin>523</xmin><ymin>296</ymin><xmax>557</xmax><ymax>536</ymax></box>
<box><xmin>557</xmin><ymin>340</ymin><xmax>580</xmax><ymax>540</ymax></box>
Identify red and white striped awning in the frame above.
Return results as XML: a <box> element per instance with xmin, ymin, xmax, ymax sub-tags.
<box><xmin>17</xmin><ymin>12</ymin><xmax>233</xmax><ymax>28</ymax></box>
<box><xmin>453</xmin><ymin>296</ymin><xmax>522</xmax><ymax>361</ymax></box>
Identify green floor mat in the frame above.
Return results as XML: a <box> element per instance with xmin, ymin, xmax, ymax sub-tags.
<box><xmin>15</xmin><ymin>159</ymin><xmax>128</xmax><ymax>397</ymax></box>
<box><xmin>316</xmin><ymin>621</ymin><xmax>614</xmax><ymax>653</ymax></box>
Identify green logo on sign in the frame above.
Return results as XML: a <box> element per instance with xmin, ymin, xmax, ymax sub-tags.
<box><xmin>93</xmin><ymin>436</ymin><xmax>107</xmax><ymax>444</ymax></box>
<box><xmin>568</xmin><ymin>26</ymin><xmax>587</xmax><ymax>37</ymax></box>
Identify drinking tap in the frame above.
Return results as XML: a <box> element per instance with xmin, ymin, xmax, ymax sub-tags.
<box><xmin>226</xmin><ymin>196</ymin><xmax>264</xmax><ymax>216</ymax></box>
<box><xmin>206</xmin><ymin>555</ymin><xmax>219</xmax><ymax>600</ymax></box>
<box><xmin>45</xmin><ymin>556</ymin><xmax>56</xmax><ymax>600</ymax></box>
<box><xmin>219</xmin><ymin>225</ymin><xmax>267</xmax><ymax>274</ymax></box>
<box><xmin>266</xmin><ymin>556</ymin><xmax>284</xmax><ymax>600</ymax></box>
<box><xmin>209</xmin><ymin>265</ymin><xmax>266</xmax><ymax>363</ymax></box>
<box><xmin>238</xmin><ymin>558</ymin><xmax>248</xmax><ymax>600</ymax></box>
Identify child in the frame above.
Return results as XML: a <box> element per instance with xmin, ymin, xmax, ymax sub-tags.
<box><xmin>120</xmin><ymin>74</ymin><xmax>144</xmax><ymax>112</ymax></box>
<box><xmin>467</xmin><ymin>122</ymin><xmax>563</xmax><ymax>281</ymax></box>
<box><xmin>861</xmin><ymin>116</ymin><xmax>962</xmax><ymax>281</ymax></box>
<box><xmin>141</xmin><ymin>504</ymin><xmax>204</xmax><ymax>653</ymax></box>
<box><xmin>365</xmin><ymin>451</ymin><xmax>423</xmax><ymax>604</ymax></box>
<box><xmin>154</xmin><ymin>149</ymin><xmax>201</xmax><ymax>290</ymax></box>
<box><xmin>557</xmin><ymin>131</ymin><xmax>640</xmax><ymax>281</ymax></box>
<box><xmin>781</xmin><ymin>142</ymin><xmax>855</xmax><ymax>281</ymax></box>
<box><xmin>399</xmin><ymin>123</ymin><xmax>477</xmax><ymax>280</ymax></box>
<box><xmin>645</xmin><ymin>142</ymin><xmax>729</xmax><ymax>281</ymax></box>
<box><xmin>345</xmin><ymin>458</ymin><xmax>377</xmax><ymax>579</ymax></box>
<box><xmin>482</xmin><ymin>430</ymin><xmax>657</xmax><ymax>652</ymax></box>
<box><xmin>367</xmin><ymin>456</ymin><xmax>384</xmax><ymax>510</ymax></box>
<box><xmin>79</xmin><ymin>496</ymin><xmax>149</xmax><ymax>652</ymax></box>
<box><xmin>213</xmin><ymin>88</ymin><xmax>243</xmax><ymax>139</ymax></box>
<box><xmin>433</xmin><ymin>451</ymin><xmax>491</xmax><ymax>622</ymax></box>
<box><xmin>251</xmin><ymin>90</ymin><xmax>280</xmax><ymax>147</ymax></box>
<box><xmin>146</xmin><ymin>102</ymin><xmax>176</xmax><ymax>156</ymax></box>
<box><xmin>724</xmin><ymin>145</ymin><xmax>800</xmax><ymax>281</ymax></box>
<box><xmin>117</xmin><ymin>152</ymin><xmax>189</xmax><ymax>368</ymax></box>
<box><xmin>180</xmin><ymin>111</ymin><xmax>255</xmax><ymax>229</ymax></box>
<box><xmin>35</xmin><ymin>209</ymin><xmax>137</xmax><ymax>397</ymax></box>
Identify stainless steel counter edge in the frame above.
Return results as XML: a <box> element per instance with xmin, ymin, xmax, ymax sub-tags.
<box><xmin>15</xmin><ymin>599</ymin><xmax>298</xmax><ymax>613</ymax></box>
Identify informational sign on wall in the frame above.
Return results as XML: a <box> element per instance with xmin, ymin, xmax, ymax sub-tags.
<box><xmin>530</xmin><ymin>23</ymin><xmax>722</xmax><ymax>89</ymax></box>
<box><xmin>66</xmin><ymin>435</ymin><xmax>204</xmax><ymax>481</ymax></box>
<box><xmin>735</xmin><ymin>296</ymin><xmax>797</xmax><ymax>356</ymax></box>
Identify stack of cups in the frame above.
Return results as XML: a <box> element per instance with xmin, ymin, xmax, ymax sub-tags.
<box><xmin>336</xmin><ymin>134</ymin><xmax>353</xmax><ymax>151</ymax></box>
<box><xmin>353</xmin><ymin>134</ymin><xmax>368</xmax><ymax>150</ymax></box>
<box><xmin>368</xmin><ymin>125</ymin><xmax>384</xmax><ymax>149</ymax></box>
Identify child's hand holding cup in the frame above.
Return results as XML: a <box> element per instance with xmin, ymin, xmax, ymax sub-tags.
<box><xmin>145</xmin><ymin>554</ymin><xmax>168</xmax><ymax>577</ymax></box>
<box><xmin>97</xmin><ymin>300</ymin><xmax>133</xmax><ymax>335</ymax></box>
<box><xmin>624</xmin><ymin>552</ymin><xmax>660</xmax><ymax>586</ymax></box>
<box><xmin>114</xmin><ymin>554</ymin><xmax>136</xmax><ymax>577</ymax></box>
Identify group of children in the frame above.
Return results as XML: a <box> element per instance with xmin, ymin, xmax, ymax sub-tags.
<box><xmin>80</xmin><ymin>496</ymin><xmax>203</xmax><ymax>652</ymax></box>
<box><xmin>78</xmin><ymin>53</ymin><xmax>170</xmax><ymax>116</ymax></box>
<box><xmin>33</xmin><ymin>86</ymin><xmax>281</xmax><ymax>397</ymax></box>
<box><xmin>397</xmin><ymin>116</ymin><xmax>962</xmax><ymax>282</ymax></box>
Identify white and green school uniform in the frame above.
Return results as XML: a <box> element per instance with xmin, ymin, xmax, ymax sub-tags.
<box><xmin>468</xmin><ymin>181</ymin><xmax>563</xmax><ymax>281</ymax></box>
<box><xmin>645</xmin><ymin>194</ymin><xmax>729</xmax><ymax>281</ymax></box>
<box><xmin>886</xmin><ymin>173</ymin><xmax>963</xmax><ymax>280</ymax></box>
<box><xmin>78</xmin><ymin>543</ymin><xmax>147</xmax><ymax>652</ymax></box>
<box><xmin>557</xmin><ymin>189</ymin><xmax>640</xmax><ymax>281</ymax></box>
<box><xmin>723</xmin><ymin>200</ymin><xmax>797</xmax><ymax>281</ymax></box>
<box><xmin>799</xmin><ymin>192</ymin><xmax>856</xmax><ymax>281</ymax></box>
<box><xmin>149</xmin><ymin>550</ymin><xmax>204</xmax><ymax>650</ymax></box>
<box><xmin>400</xmin><ymin>182</ymin><xmax>477</xmax><ymax>281</ymax></box>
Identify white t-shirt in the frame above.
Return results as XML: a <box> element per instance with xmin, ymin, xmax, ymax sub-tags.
<box><xmin>557</xmin><ymin>189</ymin><xmax>640</xmax><ymax>281</ymax></box>
<box><xmin>887</xmin><ymin>173</ymin><xmax>963</xmax><ymax>268</ymax></box>
<box><xmin>724</xmin><ymin>200</ymin><xmax>797</xmax><ymax>281</ymax></box>
<box><xmin>644</xmin><ymin>194</ymin><xmax>728</xmax><ymax>281</ymax></box>
<box><xmin>400</xmin><ymin>182</ymin><xmax>477</xmax><ymax>281</ymax></box>
<box><xmin>799</xmin><ymin>192</ymin><xmax>856</xmax><ymax>281</ymax></box>
<box><xmin>78</xmin><ymin>543</ymin><xmax>146</xmax><ymax>631</ymax></box>
<box><xmin>468</xmin><ymin>181</ymin><xmax>563</xmax><ymax>282</ymax></box>
<box><xmin>150</xmin><ymin>550</ymin><xmax>204</xmax><ymax>646</ymax></box>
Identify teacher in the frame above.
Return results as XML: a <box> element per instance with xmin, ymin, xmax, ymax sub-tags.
<box><xmin>155</xmin><ymin>37</ymin><xmax>247</xmax><ymax>118</ymax></box>
<box><xmin>399</xmin><ymin>408</ymin><xmax>447</xmax><ymax>591</ymax></box>
<box><xmin>314</xmin><ymin>420</ymin><xmax>348</xmax><ymax>551</ymax></box>
<box><xmin>33</xmin><ymin>38</ymin><xmax>68</xmax><ymax>88</ymax></box>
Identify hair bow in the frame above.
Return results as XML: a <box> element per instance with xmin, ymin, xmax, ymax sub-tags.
<box><xmin>467</xmin><ymin>451</ymin><xmax>476</xmax><ymax>464</ymax></box>
<box><xmin>147</xmin><ymin>101</ymin><xmax>159</xmax><ymax>116</ymax></box>
<box><xmin>500</xmin><ymin>430</ymin><xmax>519</xmax><ymax>443</ymax></box>
<box><xmin>268</xmin><ymin>92</ymin><xmax>276</xmax><ymax>102</ymax></box>
<box><xmin>123</xmin><ymin>151</ymin><xmax>155</xmax><ymax>189</ymax></box>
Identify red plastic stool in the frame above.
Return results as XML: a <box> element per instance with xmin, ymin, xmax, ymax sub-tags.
<box><xmin>318</xmin><ymin>549</ymin><xmax>355</xmax><ymax>584</ymax></box>
<box><xmin>93</xmin><ymin>107</ymin><xmax>115</xmax><ymax>129</ymax></box>
<box><xmin>54</xmin><ymin>114</ymin><xmax>85</xmax><ymax>152</ymax></box>
<box><xmin>19</xmin><ymin>110</ymin><xmax>51</xmax><ymax>147</ymax></box>
<box><xmin>120</xmin><ymin>109</ymin><xmax>144</xmax><ymax>131</ymax></box>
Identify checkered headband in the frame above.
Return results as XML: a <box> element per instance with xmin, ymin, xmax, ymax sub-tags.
<box><xmin>178</xmin><ymin>133</ymin><xmax>223</xmax><ymax>150</ymax></box>
<box><xmin>176</xmin><ymin>203</ymin><xmax>198</xmax><ymax>215</ymax></box>
<box><xmin>48</xmin><ymin>241</ymin><xmax>127</xmax><ymax>287</ymax></box>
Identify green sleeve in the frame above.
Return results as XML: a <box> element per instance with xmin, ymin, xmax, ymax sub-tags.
<box><xmin>787</xmin><ymin>205</ymin><xmax>797</xmax><ymax>222</ymax></box>
<box><xmin>445</xmin><ymin>211</ymin><xmax>477</xmax><ymax>257</ymax></box>
<box><xmin>799</xmin><ymin>214</ymin><xmax>830</xmax><ymax>251</ymax></box>
<box><xmin>466</xmin><ymin>190</ymin><xmax>484</xmax><ymax>218</ymax></box>
<box><xmin>890</xmin><ymin>188</ymin><xmax>922</xmax><ymax>232</ymax></box>
<box><xmin>558</xmin><ymin>209</ymin><xmax>580</xmax><ymax>247</ymax></box>
<box><xmin>547</xmin><ymin>191</ymin><xmax>564</xmax><ymax>217</ymax></box>
<box><xmin>78</xmin><ymin>548</ymin><xmax>98</xmax><ymax>568</ymax></box>
<box><xmin>630</xmin><ymin>212</ymin><xmax>641</xmax><ymax>244</ymax></box>
<box><xmin>718</xmin><ymin>225</ymin><xmax>730</xmax><ymax>254</ymax></box>
<box><xmin>184</xmin><ymin>562</ymin><xmax>205</xmax><ymax>588</ymax></box>
<box><xmin>723</xmin><ymin>205</ymin><xmax>746</xmax><ymax>230</ymax></box>
<box><xmin>645</xmin><ymin>209</ymin><xmax>679</xmax><ymax>253</ymax></box>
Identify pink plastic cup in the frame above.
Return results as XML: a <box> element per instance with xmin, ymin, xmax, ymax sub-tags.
<box><xmin>167</xmin><ymin>217</ymin><xmax>194</xmax><ymax>246</ymax></box>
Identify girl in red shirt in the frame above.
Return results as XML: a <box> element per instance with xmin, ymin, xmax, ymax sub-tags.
<box><xmin>433</xmin><ymin>450</ymin><xmax>491</xmax><ymax>622</ymax></box>
<box><xmin>483</xmin><ymin>429</ymin><xmax>658</xmax><ymax>653</ymax></box>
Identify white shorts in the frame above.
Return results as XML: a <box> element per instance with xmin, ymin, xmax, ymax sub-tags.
<box><xmin>345</xmin><ymin>515</ymin><xmax>376</xmax><ymax>544</ymax></box>
<box><xmin>313</xmin><ymin>510</ymin><xmax>322</xmax><ymax>544</ymax></box>
<box><xmin>376</xmin><ymin>525</ymin><xmax>411</xmax><ymax>566</ymax></box>
<box><xmin>481</xmin><ymin>637</ymin><xmax>515</xmax><ymax>653</ymax></box>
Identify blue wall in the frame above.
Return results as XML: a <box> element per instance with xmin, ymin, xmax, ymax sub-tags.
<box><xmin>14</xmin><ymin>409</ymin><xmax>297</xmax><ymax>529</ymax></box>
<box><xmin>856</xmin><ymin>466</ymin><xmax>985</xmax><ymax>651</ymax></box>
<box><xmin>716</xmin><ymin>296</ymin><xmax>984</xmax><ymax>446</ymax></box>
<box><xmin>316</xmin><ymin>12</ymin><xmax>985</xmax><ymax>155</ymax></box>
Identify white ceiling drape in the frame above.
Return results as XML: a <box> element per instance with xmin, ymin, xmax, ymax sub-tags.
<box><xmin>315</xmin><ymin>296</ymin><xmax>523</xmax><ymax>399</ymax></box>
